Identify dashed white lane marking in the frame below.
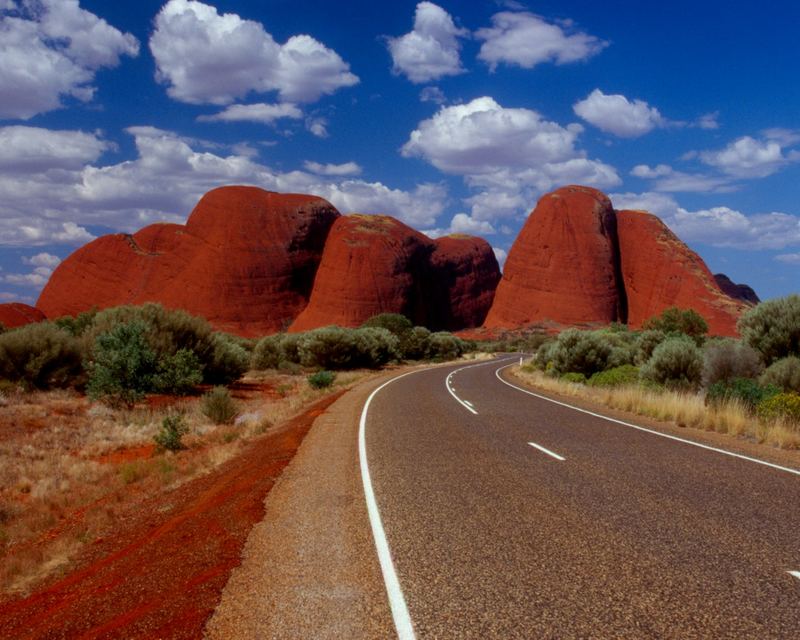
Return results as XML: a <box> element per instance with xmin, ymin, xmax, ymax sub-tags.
<box><xmin>789</xmin><ymin>571</ymin><xmax>800</xmax><ymax>581</ymax></box>
<box><xmin>464</xmin><ymin>400</ymin><xmax>474</xmax><ymax>408</ymax></box>
<box><xmin>528</xmin><ymin>442</ymin><xmax>566</xmax><ymax>461</ymax></box>
<box><xmin>495</xmin><ymin>364</ymin><xmax>800</xmax><ymax>478</ymax></box>
<box><xmin>445</xmin><ymin>356</ymin><xmax>518</xmax><ymax>415</ymax></box>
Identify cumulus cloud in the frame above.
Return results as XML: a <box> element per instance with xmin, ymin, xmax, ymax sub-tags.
<box><xmin>305</xmin><ymin>117</ymin><xmax>329</xmax><ymax>138</ymax></box>
<box><xmin>492</xmin><ymin>247</ymin><xmax>508</xmax><ymax>269</ymax></box>
<box><xmin>0</xmin><ymin>0</ymin><xmax>139</xmax><ymax>119</ymax></box>
<box><xmin>0</xmin><ymin>126</ymin><xmax>110</xmax><ymax>171</ymax></box>
<box><xmin>2</xmin><ymin>265</ymin><xmax>53</xmax><ymax>287</ymax></box>
<box><xmin>775</xmin><ymin>253</ymin><xmax>800</xmax><ymax>265</ymax></box>
<box><xmin>197</xmin><ymin>102</ymin><xmax>303</xmax><ymax>124</ymax></box>
<box><xmin>629</xmin><ymin>163</ymin><xmax>734</xmax><ymax>193</ymax></box>
<box><xmin>402</xmin><ymin>96</ymin><xmax>619</xmax><ymax>219</ymax></box>
<box><xmin>150</xmin><ymin>0</ymin><xmax>358</xmax><ymax>105</ymax></box>
<box><xmin>573</xmin><ymin>89</ymin><xmax>665</xmax><ymax>138</ymax></box>
<box><xmin>476</xmin><ymin>11</ymin><xmax>606</xmax><ymax>71</ymax></box>
<box><xmin>0</xmin><ymin>124</ymin><xmax>446</xmax><ymax>246</ymax></box>
<box><xmin>699</xmin><ymin>135</ymin><xmax>798</xmax><ymax>178</ymax></box>
<box><xmin>23</xmin><ymin>252</ymin><xmax>61</xmax><ymax>268</ymax></box>
<box><xmin>387</xmin><ymin>2</ymin><xmax>468</xmax><ymax>83</ymax></box>
<box><xmin>611</xmin><ymin>191</ymin><xmax>800</xmax><ymax>250</ymax></box>
<box><xmin>423</xmin><ymin>212</ymin><xmax>497</xmax><ymax>238</ymax></box>
<box><xmin>303</xmin><ymin>161</ymin><xmax>362</xmax><ymax>176</ymax></box>
<box><xmin>420</xmin><ymin>86</ymin><xmax>446</xmax><ymax>104</ymax></box>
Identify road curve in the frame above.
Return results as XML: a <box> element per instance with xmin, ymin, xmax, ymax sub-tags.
<box><xmin>363</xmin><ymin>356</ymin><xmax>800</xmax><ymax>639</ymax></box>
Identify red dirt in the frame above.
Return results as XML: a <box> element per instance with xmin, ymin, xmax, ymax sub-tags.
<box><xmin>0</xmin><ymin>391</ymin><xmax>345</xmax><ymax>639</ymax></box>
<box><xmin>94</xmin><ymin>445</ymin><xmax>156</xmax><ymax>466</ymax></box>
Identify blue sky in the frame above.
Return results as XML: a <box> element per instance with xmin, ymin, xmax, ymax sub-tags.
<box><xmin>1</xmin><ymin>0</ymin><xmax>799</xmax><ymax>305</ymax></box>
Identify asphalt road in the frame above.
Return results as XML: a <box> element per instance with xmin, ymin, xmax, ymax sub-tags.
<box><xmin>362</xmin><ymin>356</ymin><xmax>800</xmax><ymax>639</ymax></box>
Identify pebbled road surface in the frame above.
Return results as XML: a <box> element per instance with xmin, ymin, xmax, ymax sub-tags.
<box><xmin>364</xmin><ymin>356</ymin><xmax>800</xmax><ymax>639</ymax></box>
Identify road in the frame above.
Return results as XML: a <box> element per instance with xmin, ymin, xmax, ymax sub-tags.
<box><xmin>361</xmin><ymin>356</ymin><xmax>800</xmax><ymax>639</ymax></box>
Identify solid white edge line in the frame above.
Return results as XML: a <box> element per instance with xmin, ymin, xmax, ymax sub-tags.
<box><xmin>444</xmin><ymin>356</ymin><xmax>518</xmax><ymax>415</ymax></box>
<box><xmin>495</xmin><ymin>364</ymin><xmax>800</xmax><ymax>478</ymax></box>
<box><xmin>528</xmin><ymin>441</ymin><xmax>566</xmax><ymax>461</ymax></box>
<box><xmin>789</xmin><ymin>570</ymin><xmax>800</xmax><ymax>581</ymax></box>
<box><xmin>359</xmin><ymin>369</ymin><xmax>420</xmax><ymax>640</ymax></box>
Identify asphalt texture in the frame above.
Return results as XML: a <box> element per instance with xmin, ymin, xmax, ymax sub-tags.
<box><xmin>365</xmin><ymin>357</ymin><xmax>800</xmax><ymax>639</ymax></box>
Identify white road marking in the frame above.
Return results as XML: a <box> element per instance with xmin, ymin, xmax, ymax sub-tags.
<box><xmin>464</xmin><ymin>400</ymin><xmax>474</xmax><ymax>408</ymax></box>
<box><xmin>789</xmin><ymin>571</ymin><xmax>800</xmax><ymax>581</ymax></box>
<box><xmin>495</xmin><ymin>365</ymin><xmax>800</xmax><ymax>478</ymax></box>
<box><xmin>445</xmin><ymin>357</ymin><xmax>518</xmax><ymax>415</ymax></box>
<box><xmin>528</xmin><ymin>442</ymin><xmax>566</xmax><ymax>461</ymax></box>
<box><xmin>359</xmin><ymin>371</ymin><xmax>419</xmax><ymax>640</ymax></box>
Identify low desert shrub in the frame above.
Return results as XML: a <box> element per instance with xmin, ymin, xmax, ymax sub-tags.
<box><xmin>252</xmin><ymin>334</ymin><xmax>283</xmax><ymax>369</ymax></box>
<box><xmin>702</xmin><ymin>339</ymin><xmax>763</xmax><ymax>387</ymax></box>
<box><xmin>426</xmin><ymin>331</ymin><xmax>465</xmax><ymax>361</ymax></box>
<box><xmin>53</xmin><ymin>308</ymin><xmax>98</xmax><ymax>337</ymax></box>
<box><xmin>361</xmin><ymin>313</ymin><xmax>413</xmax><ymax>336</ymax></box>
<box><xmin>738</xmin><ymin>294</ymin><xmax>800</xmax><ymax>364</ymax></box>
<box><xmin>589</xmin><ymin>365</ymin><xmax>640</xmax><ymax>388</ymax></box>
<box><xmin>560</xmin><ymin>372</ymin><xmax>586</xmax><ymax>384</ymax></box>
<box><xmin>298</xmin><ymin>326</ymin><xmax>399</xmax><ymax>369</ymax></box>
<box><xmin>759</xmin><ymin>356</ymin><xmax>800</xmax><ymax>393</ymax></box>
<box><xmin>201</xmin><ymin>387</ymin><xmax>238</xmax><ymax>424</ymax></box>
<box><xmin>533</xmin><ymin>340</ymin><xmax>558</xmax><ymax>371</ymax></box>
<box><xmin>152</xmin><ymin>348</ymin><xmax>203</xmax><ymax>395</ymax></box>
<box><xmin>308</xmin><ymin>370</ymin><xmax>336</xmax><ymax>389</ymax></box>
<box><xmin>706</xmin><ymin>378</ymin><xmax>779</xmax><ymax>412</ymax></box>
<box><xmin>757</xmin><ymin>392</ymin><xmax>800</xmax><ymax>425</ymax></box>
<box><xmin>0</xmin><ymin>322</ymin><xmax>85</xmax><ymax>389</ymax></box>
<box><xmin>640</xmin><ymin>336</ymin><xmax>703</xmax><ymax>390</ymax></box>
<box><xmin>399</xmin><ymin>326</ymin><xmax>431</xmax><ymax>360</ymax></box>
<box><xmin>642</xmin><ymin>307</ymin><xmax>708</xmax><ymax>344</ymax></box>
<box><xmin>154</xmin><ymin>414</ymin><xmax>189</xmax><ymax>452</ymax></box>
<box><xmin>634</xmin><ymin>330</ymin><xmax>667</xmax><ymax>365</ymax></box>
<box><xmin>550</xmin><ymin>329</ymin><xmax>613</xmax><ymax>377</ymax></box>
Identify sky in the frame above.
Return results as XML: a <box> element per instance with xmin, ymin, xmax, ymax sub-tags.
<box><xmin>1</xmin><ymin>0</ymin><xmax>799</xmax><ymax>306</ymax></box>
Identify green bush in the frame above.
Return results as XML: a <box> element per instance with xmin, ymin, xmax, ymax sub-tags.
<box><xmin>0</xmin><ymin>322</ymin><xmax>85</xmax><ymax>389</ymax></box>
<box><xmin>634</xmin><ymin>329</ymin><xmax>667</xmax><ymax>365</ymax></box>
<box><xmin>738</xmin><ymin>295</ymin><xmax>800</xmax><ymax>364</ymax></box>
<box><xmin>550</xmin><ymin>329</ymin><xmax>613</xmax><ymax>377</ymax></box>
<box><xmin>252</xmin><ymin>334</ymin><xmax>283</xmax><ymax>369</ymax></box>
<box><xmin>154</xmin><ymin>414</ymin><xmax>189</xmax><ymax>452</ymax></box>
<box><xmin>399</xmin><ymin>326</ymin><xmax>431</xmax><ymax>360</ymax></box>
<box><xmin>298</xmin><ymin>326</ymin><xmax>399</xmax><ymax>369</ymax></box>
<box><xmin>702</xmin><ymin>339</ymin><xmax>763</xmax><ymax>387</ymax></box>
<box><xmin>533</xmin><ymin>339</ymin><xmax>558</xmax><ymax>370</ymax></box>
<box><xmin>86</xmin><ymin>321</ymin><xmax>157</xmax><ymax>407</ymax></box>
<box><xmin>153</xmin><ymin>348</ymin><xmax>203</xmax><ymax>395</ymax></box>
<box><xmin>706</xmin><ymin>378</ymin><xmax>780</xmax><ymax>412</ymax></box>
<box><xmin>426</xmin><ymin>331</ymin><xmax>465</xmax><ymax>361</ymax></box>
<box><xmin>201</xmin><ymin>386</ymin><xmax>238</xmax><ymax>424</ymax></box>
<box><xmin>588</xmin><ymin>365</ymin><xmax>640</xmax><ymax>387</ymax></box>
<box><xmin>641</xmin><ymin>336</ymin><xmax>703</xmax><ymax>390</ymax></box>
<box><xmin>642</xmin><ymin>307</ymin><xmax>708</xmax><ymax>344</ymax></box>
<box><xmin>757</xmin><ymin>392</ymin><xmax>800</xmax><ymax>424</ymax></box>
<box><xmin>54</xmin><ymin>308</ymin><xmax>98</xmax><ymax>336</ymax></box>
<box><xmin>560</xmin><ymin>372</ymin><xmax>586</xmax><ymax>384</ymax></box>
<box><xmin>361</xmin><ymin>313</ymin><xmax>413</xmax><ymax>336</ymax></box>
<box><xmin>760</xmin><ymin>356</ymin><xmax>800</xmax><ymax>393</ymax></box>
<box><xmin>308</xmin><ymin>370</ymin><xmax>336</xmax><ymax>389</ymax></box>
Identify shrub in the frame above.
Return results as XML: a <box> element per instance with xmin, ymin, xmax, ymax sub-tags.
<box><xmin>54</xmin><ymin>308</ymin><xmax>98</xmax><ymax>336</ymax></box>
<box><xmin>702</xmin><ymin>339</ymin><xmax>763</xmax><ymax>387</ymax></box>
<box><xmin>550</xmin><ymin>329</ymin><xmax>613</xmax><ymax>377</ymax></box>
<box><xmin>643</xmin><ymin>307</ymin><xmax>708</xmax><ymax>344</ymax></box>
<box><xmin>426</xmin><ymin>332</ymin><xmax>465</xmax><ymax>361</ymax></box>
<box><xmin>738</xmin><ymin>295</ymin><xmax>800</xmax><ymax>364</ymax></box>
<box><xmin>200</xmin><ymin>386</ymin><xmax>238</xmax><ymax>424</ymax></box>
<box><xmin>589</xmin><ymin>365</ymin><xmax>640</xmax><ymax>388</ymax></box>
<box><xmin>0</xmin><ymin>322</ymin><xmax>85</xmax><ymax>389</ymax></box>
<box><xmin>757</xmin><ymin>392</ymin><xmax>800</xmax><ymax>424</ymax></box>
<box><xmin>635</xmin><ymin>330</ymin><xmax>667</xmax><ymax>365</ymax></box>
<box><xmin>154</xmin><ymin>414</ymin><xmax>189</xmax><ymax>452</ymax></box>
<box><xmin>86</xmin><ymin>321</ymin><xmax>156</xmax><ymax>407</ymax></box>
<box><xmin>308</xmin><ymin>370</ymin><xmax>336</xmax><ymax>389</ymax></box>
<box><xmin>760</xmin><ymin>356</ymin><xmax>800</xmax><ymax>393</ymax></box>
<box><xmin>640</xmin><ymin>336</ymin><xmax>703</xmax><ymax>390</ymax></box>
<box><xmin>152</xmin><ymin>348</ymin><xmax>203</xmax><ymax>395</ymax></box>
<box><xmin>356</xmin><ymin>327</ymin><xmax>401</xmax><ymax>366</ymax></box>
<box><xmin>399</xmin><ymin>326</ymin><xmax>431</xmax><ymax>360</ymax></box>
<box><xmin>533</xmin><ymin>340</ymin><xmax>558</xmax><ymax>370</ymax></box>
<box><xmin>361</xmin><ymin>313</ymin><xmax>413</xmax><ymax>336</ymax></box>
<box><xmin>207</xmin><ymin>333</ymin><xmax>249</xmax><ymax>383</ymax></box>
<box><xmin>252</xmin><ymin>334</ymin><xmax>283</xmax><ymax>369</ymax></box>
<box><xmin>298</xmin><ymin>326</ymin><xmax>399</xmax><ymax>369</ymax></box>
<box><xmin>560</xmin><ymin>372</ymin><xmax>586</xmax><ymax>384</ymax></box>
<box><xmin>706</xmin><ymin>378</ymin><xmax>779</xmax><ymax>412</ymax></box>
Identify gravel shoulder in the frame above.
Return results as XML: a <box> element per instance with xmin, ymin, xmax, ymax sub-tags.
<box><xmin>205</xmin><ymin>369</ymin><xmax>404</xmax><ymax>639</ymax></box>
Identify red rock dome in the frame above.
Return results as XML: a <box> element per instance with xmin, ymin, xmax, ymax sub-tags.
<box><xmin>0</xmin><ymin>303</ymin><xmax>46</xmax><ymax>329</ymax></box>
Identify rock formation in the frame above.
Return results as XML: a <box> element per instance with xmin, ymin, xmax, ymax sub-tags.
<box><xmin>714</xmin><ymin>273</ymin><xmax>760</xmax><ymax>305</ymax></box>
<box><xmin>616</xmin><ymin>210</ymin><xmax>745</xmax><ymax>335</ymax></box>
<box><xmin>0</xmin><ymin>303</ymin><xmax>46</xmax><ymax>329</ymax></box>
<box><xmin>484</xmin><ymin>186</ymin><xmax>624</xmax><ymax>328</ymax></box>
<box><xmin>37</xmin><ymin>186</ymin><xmax>340</xmax><ymax>336</ymax></box>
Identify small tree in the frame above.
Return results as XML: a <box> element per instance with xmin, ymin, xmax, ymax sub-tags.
<box><xmin>738</xmin><ymin>295</ymin><xmax>800</xmax><ymax>364</ymax></box>
<box><xmin>641</xmin><ymin>335</ymin><xmax>703</xmax><ymax>390</ymax></box>
<box><xmin>643</xmin><ymin>307</ymin><xmax>708</xmax><ymax>343</ymax></box>
<box><xmin>760</xmin><ymin>356</ymin><xmax>800</xmax><ymax>393</ymax></box>
<box><xmin>701</xmin><ymin>339</ymin><xmax>763</xmax><ymax>387</ymax></box>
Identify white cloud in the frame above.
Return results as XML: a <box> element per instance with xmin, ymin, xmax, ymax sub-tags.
<box><xmin>763</xmin><ymin>128</ymin><xmax>800</xmax><ymax>146</ymax></box>
<box><xmin>0</xmin><ymin>126</ymin><xmax>110</xmax><ymax>171</ymax></box>
<box><xmin>476</xmin><ymin>11</ymin><xmax>606</xmax><ymax>71</ymax></box>
<box><xmin>198</xmin><ymin>102</ymin><xmax>302</xmax><ymax>124</ymax></box>
<box><xmin>696</xmin><ymin>112</ymin><xmax>719</xmax><ymax>130</ymax></box>
<box><xmin>699</xmin><ymin>135</ymin><xmax>796</xmax><ymax>178</ymax></box>
<box><xmin>630</xmin><ymin>163</ymin><xmax>734</xmax><ymax>193</ymax></box>
<box><xmin>402</xmin><ymin>96</ymin><xmax>619</xmax><ymax>219</ymax></box>
<box><xmin>492</xmin><ymin>247</ymin><xmax>508</xmax><ymax>269</ymax></box>
<box><xmin>611</xmin><ymin>191</ymin><xmax>800</xmax><ymax>250</ymax></box>
<box><xmin>775</xmin><ymin>253</ymin><xmax>800</xmax><ymax>265</ymax></box>
<box><xmin>0</xmin><ymin>0</ymin><xmax>139</xmax><ymax>119</ymax></box>
<box><xmin>23</xmin><ymin>252</ymin><xmax>61</xmax><ymax>268</ymax></box>
<box><xmin>303</xmin><ymin>161</ymin><xmax>362</xmax><ymax>176</ymax></box>
<box><xmin>305</xmin><ymin>117</ymin><xmax>328</xmax><ymax>138</ymax></box>
<box><xmin>420</xmin><ymin>86</ymin><xmax>446</xmax><ymax>104</ymax></box>
<box><xmin>150</xmin><ymin>0</ymin><xmax>357</xmax><ymax>105</ymax></box>
<box><xmin>387</xmin><ymin>2</ymin><xmax>468</xmax><ymax>83</ymax></box>
<box><xmin>2</xmin><ymin>265</ymin><xmax>53</xmax><ymax>287</ymax></box>
<box><xmin>424</xmin><ymin>212</ymin><xmax>496</xmax><ymax>238</ymax></box>
<box><xmin>573</xmin><ymin>89</ymin><xmax>665</xmax><ymax>138</ymax></box>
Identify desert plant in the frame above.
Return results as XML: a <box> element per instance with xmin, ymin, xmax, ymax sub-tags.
<box><xmin>54</xmin><ymin>308</ymin><xmax>98</xmax><ymax>336</ymax></box>
<box><xmin>308</xmin><ymin>370</ymin><xmax>336</xmax><ymax>389</ymax></box>
<box><xmin>361</xmin><ymin>313</ymin><xmax>413</xmax><ymax>336</ymax></box>
<box><xmin>757</xmin><ymin>392</ymin><xmax>800</xmax><ymax>424</ymax></box>
<box><xmin>426</xmin><ymin>331</ymin><xmax>465</xmax><ymax>361</ymax></box>
<box><xmin>702</xmin><ymin>339</ymin><xmax>763</xmax><ymax>387</ymax></box>
<box><xmin>154</xmin><ymin>414</ymin><xmax>189</xmax><ymax>452</ymax></box>
<box><xmin>738</xmin><ymin>295</ymin><xmax>800</xmax><ymax>364</ymax></box>
<box><xmin>0</xmin><ymin>322</ymin><xmax>85</xmax><ymax>389</ymax></box>
<box><xmin>643</xmin><ymin>307</ymin><xmax>708</xmax><ymax>344</ymax></box>
<box><xmin>589</xmin><ymin>365</ymin><xmax>640</xmax><ymax>388</ymax></box>
<box><xmin>399</xmin><ymin>326</ymin><xmax>432</xmax><ymax>360</ymax></box>
<box><xmin>634</xmin><ymin>329</ymin><xmax>667</xmax><ymax>365</ymax></box>
<box><xmin>560</xmin><ymin>372</ymin><xmax>587</xmax><ymax>384</ymax></box>
<box><xmin>550</xmin><ymin>329</ymin><xmax>613</xmax><ymax>377</ymax></box>
<box><xmin>252</xmin><ymin>334</ymin><xmax>283</xmax><ymax>369</ymax></box>
<box><xmin>760</xmin><ymin>356</ymin><xmax>800</xmax><ymax>393</ymax></box>
<box><xmin>533</xmin><ymin>339</ymin><xmax>558</xmax><ymax>370</ymax></box>
<box><xmin>152</xmin><ymin>348</ymin><xmax>203</xmax><ymax>395</ymax></box>
<box><xmin>641</xmin><ymin>335</ymin><xmax>703</xmax><ymax>390</ymax></box>
<box><xmin>200</xmin><ymin>386</ymin><xmax>238</xmax><ymax>424</ymax></box>
<box><xmin>706</xmin><ymin>378</ymin><xmax>779</xmax><ymax>412</ymax></box>
<box><xmin>297</xmin><ymin>326</ymin><xmax>399</xmax><ymax>369</ymax></box>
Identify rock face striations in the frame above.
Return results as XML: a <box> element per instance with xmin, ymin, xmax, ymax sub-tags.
<box><xmin>485</xmin><ymin>186</ymin><xmax>747</xmax><ymax>336</ymax></box>
<box><xmin>0</xmin><ymin>303</ymin><xmax>46</xmax><ymax>329</ymax></box>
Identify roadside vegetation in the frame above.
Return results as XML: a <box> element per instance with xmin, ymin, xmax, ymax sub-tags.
<box><xmin>512</xmin><ymin>297</ymin><xmax>800</xmax><ymax>450</ymax></box>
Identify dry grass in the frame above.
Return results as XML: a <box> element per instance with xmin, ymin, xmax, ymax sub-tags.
<box><xmin>512</xmin><ymin>365</ymin><xmax>800</xmax><ymax>450</ymax></box>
